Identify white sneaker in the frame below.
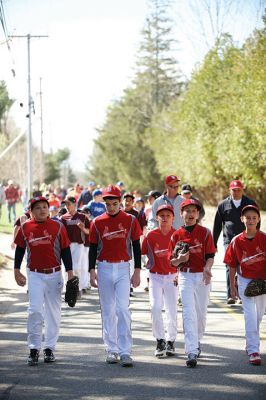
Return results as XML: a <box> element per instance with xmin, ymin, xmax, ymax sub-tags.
<box><xmin>120</xmin><ymin>354</ymin><xmax>133</xmax><ymax>367</ymax></box>
<box><xmin>106</xmin><ymin>352</ymin><xmax>119</xmax><ymax>364</ymax></box>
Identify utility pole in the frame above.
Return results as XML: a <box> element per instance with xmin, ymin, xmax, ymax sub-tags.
<box><xmin>38</xmin><ymin>77</ymin><xmax>44</xmax><ymax>184</ymax></box>
<box><xmin>8</xmin><ymin>33</ymin><xmax>48</xmax><ymax>200</ymax></box>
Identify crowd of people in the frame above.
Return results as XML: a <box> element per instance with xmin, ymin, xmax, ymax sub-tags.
<box><xmin>7</xmin><ymin>174</ymin><xmax>265</xmax><ymax>369</ymax></box>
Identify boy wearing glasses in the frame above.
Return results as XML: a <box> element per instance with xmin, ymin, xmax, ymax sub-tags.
<box><xmin>149</xmin><ymin>175</ymin><xmax>183</xmax><ymax>230</ymax></box>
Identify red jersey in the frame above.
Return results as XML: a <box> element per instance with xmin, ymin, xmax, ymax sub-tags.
<box><xmin>224</xmin><ymin>230</ymin><xmax>266</xmax><ymax>279</ymax></box>
<box><xmin>169</xmin><ymin>224</ymin><xmax>215</xmax><ymax>272</ymax></box>
<box><xmin>60</xmin><ymin>212</ymin><xmax>90</xmax><ymax>245</ymax></box>
<box><xmin>142</xmin><ymin>227</ymin><xmax>177</xmax><ymax>274</ymax></box>
<box><xmin>89</xmin><ymin>210</ymin><xmax>142</xmax><ymax>262</ymax></box>
<box><xmin>15</xmin><ymin>218</ymin><xmax>70</xmax><ymax>270</ymax></box>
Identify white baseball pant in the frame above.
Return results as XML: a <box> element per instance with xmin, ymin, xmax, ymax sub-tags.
<box><xmin>70</xmin><ymin>242</ymin><xmax>84</xmax><ymax>290</ymax></box>
<box><xmin>97</xmin><ymin>261</ymin><xmax>132</xmax><ymax>356</ymax></box>
<box><xmin>149</xmin><ymin>272</ymin><xmax>178</xmax><ymax>341</ymax></box>
<box><xmin>27</xmin><ymin>270</ymin><xmax>63</xmax><ymax>350</ymax></box>
<box><xmin>179</xmin><ymin>271</ymin><xmax>210</xmax><ymax>355</ymax></box>
<box><xmin>237</xmin><ymin>274</ymin><xmax>266</xmax><ymax>355</ymax></box>
<box><xmin>80</xmin><ymin>246</ymin><xmax>89</xmax><ymax>290</ymax></box>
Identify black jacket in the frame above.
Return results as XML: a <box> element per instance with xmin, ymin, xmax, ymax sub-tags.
<box><xmin>212</xmin><ymin>195</ymin><xmax>257</xmax><ymax>247</ymax></box>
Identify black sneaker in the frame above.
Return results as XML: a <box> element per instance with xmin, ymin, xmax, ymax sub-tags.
<box><xmin>43</xmin><ymin>348</ymin><xmax>56</xmax><ymax>363</ymax></box>
<box><xmin>186</xmin><ymin>353</ymin><xmax>197</xmax><ymax>368</ymax></box>
<box><xmin>28</xmin><ymin>349</ymin><xmax>39</xmax><ymax>366</ymax></box>
<box><xmin>155</xmin><ymin>339</ymin><xmax>166</xmax><ymax>357</ymax></box>
<box><xmin>166</xmin><ymin>341</ymin><xmax>175</xmax><ymax>356</ymax></box>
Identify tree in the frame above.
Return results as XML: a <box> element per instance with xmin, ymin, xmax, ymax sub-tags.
<box><xmin>0</xmin><ymin>80</ymin><xmax>14</xmax><ymax>138</ymax></box>
<box><xmin>44</xmin><ymin>148</ymin><xmax>71</xmax><ymax>184</ymax></box>
<box><xmin>89</xmin><ymin>0</ymin><xmax>183</xmax><ymax>191</ymax></box>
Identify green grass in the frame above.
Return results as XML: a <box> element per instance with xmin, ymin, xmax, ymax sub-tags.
<box><xmin>0</xmin><ymin>203</ymin><xmax>23</xmax><ymax>234</ymax></box>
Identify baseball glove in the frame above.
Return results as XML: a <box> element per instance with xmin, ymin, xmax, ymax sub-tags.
<box><xmin>172</xmin><ymin>241</ymin><xmax>189</xmax><ymax>258</ymax></box>
<box><xmin>244</xmin><ymin>279</ymin><xmax>266</xmax><ymax>297</ymax></box>
<box><xmin>65</xmin><ymin>276</ymin><xmax>79</xmax><ymax>307</ymax></box>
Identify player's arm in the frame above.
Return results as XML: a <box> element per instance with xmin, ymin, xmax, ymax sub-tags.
<box><xmin>212</xmin><ymin>207</ymin><xmax>223</xmax><ymax>250</ymax></box>
<box><xmin>14</xmin><ymin>245</ymin><xmax>27</xmax><ymax>286</ymax></box>
<box><xmin>89</xmin><ymin>243</ymin><xmax>98</xmax><ymax>287</ymax></box>
<box><xmin>131</xmin><ymin>239</ymin><xmax>141</xmax><ymax>288</ymax></box>
<box><xmin>61</xmin><ymin>246</ymin><xmax>73</xmax><ymax>280</ymax></box>
<box><xmin>203</xmin><ymin>255</ymin><xmax>214</xmax><ymax>285</ymax></box>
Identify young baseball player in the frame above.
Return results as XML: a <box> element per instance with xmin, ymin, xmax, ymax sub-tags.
<box><xmin>224</xmin><ymin>205</ymin><xmax>266</xmax><ymax>366</ymax></box>
<box><xmin>142</xmin><ymin>204</ymin><xmax>178</xmax><ymax>357</ymax></box>
<box><xmin>169</xmin><ymin>199</ymin><xmax>215</xmax><ymax>368</ymax></box>
<box><xmin>13</xmin><ymin>196</ymin><xmax>73</xmax><ymax>366</ymax></box>
<box><xmin>89</xmin><ymin>184</ymin><xmax>142</xmax><ymax>367</ymax></box>
<box><xmin>60</xmin><ymin>196</ymin><xmax>90</xmax><ymax>296</ymax></box>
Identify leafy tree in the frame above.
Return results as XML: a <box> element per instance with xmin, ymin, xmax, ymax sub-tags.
<box><xmin>44</xmin><ymin>148</ymin><xmax>71</xmax><ymax>184</ymax></box>
<box><xmin>89</xmin><ymin>0</ymin><xmax>183</xmax><ymax>191</ymax></box>
<box><xmin>0</xmin><ymin>81</ymin><xmax>14</xmax><ymax>140</ymax></box>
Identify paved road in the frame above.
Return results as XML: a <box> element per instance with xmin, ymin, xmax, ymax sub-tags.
<box><xmin>0</xmin><ymin>232</ymin><xmax>265</xmax><ymax>400</ymax></box>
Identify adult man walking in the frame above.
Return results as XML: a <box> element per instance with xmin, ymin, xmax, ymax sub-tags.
<box><xmin>5</xmin><ymin>180</ymin><xmax>19</xmax><ymax>224</ymax></box>
<box><xmin>212</xmin><ymin>179</ymin><xmax>258</xmax><ymax>304</ymax></box>
<box><xmin>149</xmin><ymin>175</ymin><xmax>183</xmax><ymax>230</ymax></box>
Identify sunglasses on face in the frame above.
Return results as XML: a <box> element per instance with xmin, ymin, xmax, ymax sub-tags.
<box><xmin>167</xmin><ymin>184</ymin><xmax>180</xmax><ymax>189</ymax></box>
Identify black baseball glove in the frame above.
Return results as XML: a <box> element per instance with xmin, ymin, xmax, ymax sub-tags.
<box><xmin>65</xmin><ymin>276</ymin><xmax>79</xmax><ymax>307</ymax></box>
<box><xmin>172</xmin><ymin>241</ymin><xmax>189</xmax><ymax>258</ymax></box>
<box><xmin>244</xmin><ymin>279</ymin><xmax>266</xmax><ymax>297</ymax></box>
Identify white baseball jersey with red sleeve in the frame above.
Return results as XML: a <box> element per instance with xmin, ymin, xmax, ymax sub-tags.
<box><xmin>15</xmin><ymin>218</ymin><xmax>70</xmax><ymax>270</ymax></box>
<box><xmin>142</xmin><ymin>227</ymin><xmax>177</xmax><ymax>274</ymax></box>
<box><xmin>224</xmin><ymin>230</ymin><xmax>266</xmax><ymax>279</ymax></box>
<box><xmin>168</xmin><ymin>224</ymin><xmax>216</xmax><ymax>272</ymax></box>
<box><xmin>89</xmin><ymin>210</ymin><xmax>142</xmax><ymax>262</ymax></box>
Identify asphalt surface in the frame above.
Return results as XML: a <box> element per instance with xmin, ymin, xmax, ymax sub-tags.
<box><xmin>0</xmin><ymin>232</ymin><xmax>265</xmax><ymax>400</ymax></box>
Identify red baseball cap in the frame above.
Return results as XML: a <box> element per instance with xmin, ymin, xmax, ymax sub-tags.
<box><xmin>180</xmin><ymin>199</ymin><xmax>201</xmax><ymax>212</ymax></box>
<box><xmin>102</xmin><ymin>184</ymin><xmax>121</xmax><ymax>199</ymax></box>
<box><xmin>156</xmin><ymin>204</ymin><xmax>174</xmax><ymax>215</ymax></box>
<box><xmin>165</xmin><ymin>175</ymin><xmax>180</xmax><ymax>185</ymax></box>
<box><xmin>229</xmin><ymin>180</ymin><xmax>244</xmax><ymax>189</ymax></box>
<box><xmin>241</xmin><ymin>205</ymin><xmax>260</xmax><ymax>217</ymax></box>
<box><xmin>30</xmin><ymin>196</ymin><xmax>49</xmax><ymax>210</ymax></box>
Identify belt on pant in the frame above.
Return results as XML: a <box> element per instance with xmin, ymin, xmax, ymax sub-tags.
<box><xmin>179</xmin><ymin>267</ymin><xmax>194</xmax><ymax>273</ymax></box>
<box><xmin>29</xmin><ymin>266</ymin><xmax>61</xmax><ymax>274</ymax></box>
<box><xmin>100</xmin><ymin>260</ymin><xmax>128</xmax><ymax>263</ymax></box>
<box><xmin>150</xmin><ymin>271</ymin><xmax>175</xmax><ymax>275</ymax></box>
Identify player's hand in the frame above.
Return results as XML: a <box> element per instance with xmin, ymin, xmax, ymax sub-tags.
<box><xmin>14</xmin><ymin>269</ymin><xmax>26</xmax><ymax>286</ymax></box>
<box><xmin>131</xmin><ymin>269</ymin><xmax>141</xmax><ymax>288</ymax></box>
<box><xmin>230</xmin><ymin>283</ymin><xmax>237</xmax><ymax>298</ymax></box>
<box><xmin>77</xmin><ymin>221</ymin><xmax>85</xmax><ymax>231</ymax></box>
<box><xmin>67</xmin><ymin>270</ymin><xmax>74</xmax><ymax>280</ymax></box>
<box><xmin>203</xmin><ymin>266</ymin><xmax>212</xmax><ymax>285</ymax></box>
<box><xmin>171</xmin><ymin>252</ymin><xmax>189</xmax><ymax>267</ymax></box>
<box><xmin>90</xmin><ymin>269</ymin><xmax>98</xmax><ymax>288</ymax></box>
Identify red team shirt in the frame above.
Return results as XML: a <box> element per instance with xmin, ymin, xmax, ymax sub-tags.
<box><xmin>89</xmin><ymin>210</ymin><xmax>142</xmax><ymax>262</ymax></box>
<box><xmin>15</xmin><ymin>218</ymin><xmax>70</xmax><ymax>270</ymax></box>
<box><xmin>60</xmin><ymin>212</ymin><xmax>90</xmax><ymax>245</ymax></box>
<box><xmin>168</xmin><ymin>225</ymin><xmax>216</xmax><ymax>272</ymax></box>
<box><xmin>224</xmin><ymin>230</ymin><xmax>266</xmax><ymax>279</ymax></box>
<box><xmin>142</xmin><ymin>227</ymin><xmax>177</xmax><ymax>274</ymax></box>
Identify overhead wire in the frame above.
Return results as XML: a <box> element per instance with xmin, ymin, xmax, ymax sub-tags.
<box><xmin>0</xmin><ymin>0</ymin><xmax>16</xmax><ymax>76</ymax></box>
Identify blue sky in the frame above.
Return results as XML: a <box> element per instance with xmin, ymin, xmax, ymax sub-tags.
<box><xmin>0</xmin><ymin>0</ymin><xmax>265</xmax><ymax>171</ymax></box>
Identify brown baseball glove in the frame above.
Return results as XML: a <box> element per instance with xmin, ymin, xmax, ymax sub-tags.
<box><xmin>173</xmin><ymin>241</ymin><xmax>189</xmax><ymax>258</ymax></box>
<box><xmin>244</xmin><ymin>279</ymin><xmax>266</xmax><ymax>297</ymax></box>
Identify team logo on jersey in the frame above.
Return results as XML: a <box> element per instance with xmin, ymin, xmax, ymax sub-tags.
<box><xmin>102</xmin><ymin>224</ymin><xmax>126</xmax><ymax>240</ymax></box>
<box><xmin>28</xmin><ymin>230</ymin><xmax>52</xmax><ymax>246</ymax></box>
<box><xmin>189</xmin><ymin>239</ymin><xmax>202</xmax><ymax>253</ymax></box>
<box><xmin>241</xmin><ymin>247</ymin><xmax>265</xmax><ymax>265</ymax></box>
<box><xmin>154</xmin><ymin>243</ymin><xmax>168</xmax><ymax>258</ymax></box>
